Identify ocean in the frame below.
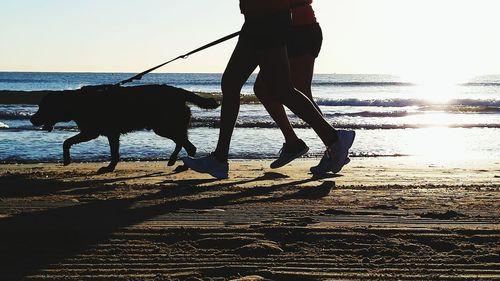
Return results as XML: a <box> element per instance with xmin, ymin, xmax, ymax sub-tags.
<box><xmin>0</xmin><ymin>72</ymin><xmax>499</xmax><ymax>164</ymax></box>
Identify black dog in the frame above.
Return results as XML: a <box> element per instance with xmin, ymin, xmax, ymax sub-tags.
<box><xmin>30</xmin><ymin>84</ymin><xmax>219</xmax><ymax>173</ymax></box>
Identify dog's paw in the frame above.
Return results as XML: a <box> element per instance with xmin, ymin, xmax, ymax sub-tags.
<box><xmin>63</xmin><ymin>159</ymin><xmax>71</xmax><ymax>166</ymax></box>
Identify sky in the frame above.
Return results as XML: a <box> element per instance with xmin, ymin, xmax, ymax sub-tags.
<box><xmin>1</xmin><ymin>0</ymin><xmax>500</xmax><ymax>80</ymax></box>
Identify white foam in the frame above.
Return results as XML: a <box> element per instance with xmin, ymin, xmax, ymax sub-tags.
<box><xmin>0</xmin><ymin>122</ymin><xmax>9</xmax><ymax>129</ymax></box>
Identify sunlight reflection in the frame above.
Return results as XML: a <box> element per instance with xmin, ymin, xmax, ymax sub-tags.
<box><xmin>403</xmin><ymin>127</ymin><xmax>473</xmax><ymax>161</ymax></box>
<box><xmin>405</xmin><ymin>112</ymin><xmax>472</xmax><ymax>128</ymax></box>
<box><xmin>410</xmin><ymin>82</ymin><xmax>460</xmax><ymax>104</ymax></box>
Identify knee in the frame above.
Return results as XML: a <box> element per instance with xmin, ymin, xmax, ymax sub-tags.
<box><xmin>255</xmin><ymin>78</ymin><xmax>290</xmax><ymax>103</ymax></box>
<box><xmin>265</xmin><ymin>82</ymin><xmax>292</xmax><ymax>103</ymax></box>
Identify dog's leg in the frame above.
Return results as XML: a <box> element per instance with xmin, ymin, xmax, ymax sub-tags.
<box><xmin>63</xmin><ymin>132</ymin><xmax>98</xmax><ymax>166</ymax></box>
<box><xmin>167</xmin><ymin>143</ymin><xmax>183</xmax><ymax>166</ymax></box>
<box><xmin>167</xmin><ymin>137</ymin><xmax>196</xmax><ymax>166</ymax></box>
<box><xmin>98</xmin><ymin>134</ymin><xmax>120</xmax><ymax>174</ymax></box>
<box><xmin>152</xmin><ymin>129</ymin><xmax>188</xmax><ymax>167</ymax></box>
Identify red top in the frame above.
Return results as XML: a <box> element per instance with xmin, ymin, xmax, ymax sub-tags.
<box><xmin>290</xmin><ymin>0</ymin><xmax>317</xmax><ymax>26</ymax></box>
<box><xmin>239</xmin><ymin>0</ymin><xmax>290</xmax><ymax>16</ymax></box>
<box><xmin>239</xmin><ymin>0</ymin><xmax>317</xmax><ymax>26</ymax></box>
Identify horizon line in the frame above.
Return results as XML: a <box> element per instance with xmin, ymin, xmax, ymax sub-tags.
<box><xmin>1</xmin><ymin>70</ymin><xmax>500</xmax><ymax>77</ymax></box>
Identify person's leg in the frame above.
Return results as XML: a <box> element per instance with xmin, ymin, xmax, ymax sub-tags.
<box><xmin>256</xmin><ymin>45</ymin><xmax>336</xmax><ymax>146</ymax></box>
<box><xmin>182</xmin><ymin>37</ymin><xmax>258</xmax><ymax>179</ymax></box>
<box><xmin>258</xmin><ymin>47</ymin><xmax>355</xmax><ymax>175</ymax></box>
<box><xmin>289</xmin><ymin>54</ymin><xmax>322</xmax><ymax>114</ymax></box>
<box><xmin>254</xmin><ymin>72</ymin><xmax>309</xmax><ymax>168</ymax></box>
<box><xmin>254</xmin><ymin>73</ymin><xmax>299</xmax><ymax>144</ymax></box>
<box><xmin>213</xmin><ymin>37</ymin><xmax>258</xmax><ymax>161</ymax></box>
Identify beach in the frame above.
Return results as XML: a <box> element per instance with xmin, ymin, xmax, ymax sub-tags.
<box><xmin>2</xmin><ymin>0</ymin><xmax>500</xmax><ymax>279</ymax></box>
<box><xmin>1</xmin><ymin>157</ymin><xmax>498</xmax><ymax>280</ymax></box>
<box><xmin>1</xmin><ymin>73</ymin><xmax>499</xmax><ymax>279</ymax></box>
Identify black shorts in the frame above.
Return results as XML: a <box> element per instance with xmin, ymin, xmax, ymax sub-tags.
<box><xmin>240</xmin><ymin>11</ymin><xmax>292</xmax><ymax>50</ymax></box>
<box><xmin>287</xmin><ymin>23</ymin><xmax>323</xmax><ymax>59</ymax></box>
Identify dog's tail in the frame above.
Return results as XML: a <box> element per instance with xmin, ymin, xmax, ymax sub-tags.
<box><xmin>185</xmin><ymin>91</ymin><xmax>220</xmax><ymax>109</ymax></box>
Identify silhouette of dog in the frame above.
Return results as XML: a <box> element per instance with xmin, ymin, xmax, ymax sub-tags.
<box><xmin>30</xmin><ymin>84</ymin><xmax>219</xmax><ymax>174</ymax></box>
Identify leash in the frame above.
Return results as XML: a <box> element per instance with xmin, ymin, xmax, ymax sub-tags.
<box><xmin>116</xmin><ymin>31</ymin><xmax>240</xmax><ymax>86</ymax></box>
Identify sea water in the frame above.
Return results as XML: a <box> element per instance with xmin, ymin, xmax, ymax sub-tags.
<box><xmin>0</xmin><ymin>72</ymin><xmax>499</xmax><ymax>164</ymax></box>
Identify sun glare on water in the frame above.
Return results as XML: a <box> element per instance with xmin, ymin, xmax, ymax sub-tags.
<box><xmin>406</xmin><ymin>74</ymin><xmax>463</xmax><ymax>104</ymax></box>
<box><xmin>402</xmin><ymin>128</ymin><xmax>479</xmax><ymax>163</ymax></box>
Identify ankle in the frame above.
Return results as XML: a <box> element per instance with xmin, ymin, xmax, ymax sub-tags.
<box><xmin>284</xmin><ymin>136</ymin><xmax>300</xmax><ymax>146</ymax></box>
<box><xmin>325</xmin><ymin>130</ymin><xmax>339</xmax><ymax>146</ymax></box>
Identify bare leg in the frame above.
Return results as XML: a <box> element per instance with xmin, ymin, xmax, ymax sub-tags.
<box><xmin>290</xmin><ymin>54</ymin><xmax>322</xmax><ymax>114</ymax></box>
<box><xmin>254</xmin><ymin>74</ymin><xmax>299</xmax><ymax>144</ymax></box>
<box><xmin>256</xmin><ymin>46</ymin><xmax>336</xmax><ymax>146</ymax></box>
<box><xmin>213</xmin><ymin>37</ymin><xmax>259</xmax><ymax>161</ymax></box>
<box><xmin>254</xmin><ymin>53</ymin><xmax>321</xmax><ymax>144</ymax></box>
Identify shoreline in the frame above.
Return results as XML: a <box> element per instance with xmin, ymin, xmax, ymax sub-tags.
<box><xmin>2</xmin><ymin>156</ymin><xmax>498</xmax><ymax>184</ymax></box>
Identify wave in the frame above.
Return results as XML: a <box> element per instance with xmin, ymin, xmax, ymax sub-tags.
<box><xmin>4</xmin><ymin>121</ymin><xmax>499</xmax><ymax>132</ymax></box>
<box><xmin>160</xmin><ymin>80</ymin><xmax>500</xmax><ymax>87</ymax></box>
<box><xmin>1</xmin><ymin>110</ymin><xmax>415</xmax><ymax>121</ymax></box>
<box><xmin>2</xmin><ymin>105</ymin><xmax>497</xmax><ymax>123</ymax></box>
<box><xmin>146</xmin><ymin>81</ymin><xmax>500</xmax><ymax>87</ymax></box>
<box><xmin>0</xmin><ymin>78</ymin><xmax>53</xmax><ymax>84</ymax></box>
<box><xmin>316</xmin><ymin>98</ymin><xmax>500</xmax><ymax>108</ymax></box>
<box><xmin>461</xmin><ymin>82</ymin><xmax>500</xmax><ymax>87</ymax></box>
<box><xmin>187</xmin><ymin>119</ymin><xmax>500</xmax><ymax>130</ymax></box>
<box><xmin>328</xmin><ymin>111</ymin><xmax>415</xmax><ymax>118</ymax></box>
<box><xmin>2</xmin><ymin>89</ymin><xmax>500</xmax><ymax>108</ymax></box>
<box><xmin>0</xmin><ymin>111</ymin><xmax>33</xmax><ymax>120</ymax></box>
<box><xmin>174</xmin><ymin>81</ymin><xmax>416</xmax><ymax>87</ymax></box>
<box><xmin>314</xmin><ymin>81</ymin><xmax>414</xmax><ymax>87</ymax></box>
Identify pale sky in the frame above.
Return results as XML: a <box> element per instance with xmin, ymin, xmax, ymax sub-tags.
<box><xmin>1</xmin><ymin>0</ymin><xmax>499</xmax><ymax>80</ymax></box>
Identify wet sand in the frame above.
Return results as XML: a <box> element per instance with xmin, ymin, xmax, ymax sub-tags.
<box><xmin>0</xmin><ymin>157</ymin><xmax>499</xmax><ymax>280</ymax></box>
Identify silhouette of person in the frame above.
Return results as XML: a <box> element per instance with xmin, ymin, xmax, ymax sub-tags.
<box><xmin>254</xmin><ymin>0</ymin><xmax>323</xmax><ymax>169</ymax></box>
<box><xmin>183</xmin><ymin>0</ymin><xmax>355</xmax><ymax>179</ymax></box>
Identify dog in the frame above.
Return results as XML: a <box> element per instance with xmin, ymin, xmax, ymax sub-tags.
<box><xmin>30</xmin><ymin>84</ymin><xmax>219</xmax><ymax>174</ymax></box>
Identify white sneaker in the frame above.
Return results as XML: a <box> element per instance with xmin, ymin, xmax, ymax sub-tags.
<box><xmin>181</xmin><ymin>154</ymin><xmax>229</xmax><ymax>179</ymax></box>
<box><xmin>270</xmin><ymin>139</ymin><xmax>309</xmax><ymax>169</ymax></box>
<box><xmin>310</xmin><ymin>130</ymin><xmax>355</xmax><ymax>174</ymax></box>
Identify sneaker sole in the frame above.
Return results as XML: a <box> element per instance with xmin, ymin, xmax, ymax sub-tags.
<box><xmin>310</xmin><ymin>130</ymin><xmax>356</xmax><ymax>175</ymax></box>
<box><xmin>270</xmin><ymin>146</ymin><xmax>310</xmax><ymax>169</ymax></box>
<box><xmin>310</xmin><ymin>157</ymin><xmax>351</xmax><ymax>175</ymax></box>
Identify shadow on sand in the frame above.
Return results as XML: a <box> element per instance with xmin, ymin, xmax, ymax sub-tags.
<box><xmin>0</xmin><ymin>171</ymin><xmax>334</xmax><ymax>279</ymax></box>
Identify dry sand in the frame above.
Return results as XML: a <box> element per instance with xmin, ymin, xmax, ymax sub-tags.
<box><xmin>0</xmin><ymin>157</ymin><xmax>499</xmax><ymax>280</ymax></box>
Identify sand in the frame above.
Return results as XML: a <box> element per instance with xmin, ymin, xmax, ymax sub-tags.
<box><xmin>0</xmin><ymin>157</ymin><xmax>499</xmax><ymax>280</ymax></box>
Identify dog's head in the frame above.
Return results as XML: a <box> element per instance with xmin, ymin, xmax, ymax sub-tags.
<box><xmin>30</xmin><ymin>93</ymin><xmax>73</xmax><ymax>132</ymax></box>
